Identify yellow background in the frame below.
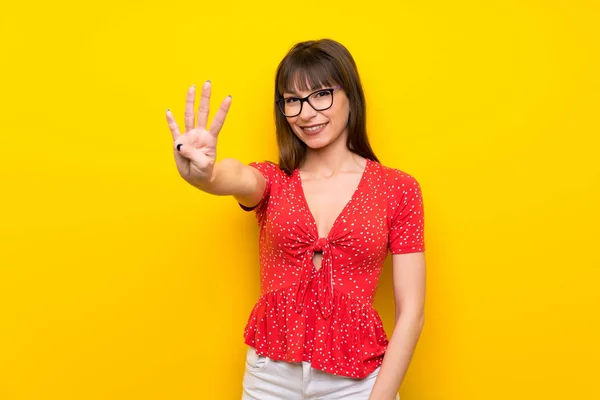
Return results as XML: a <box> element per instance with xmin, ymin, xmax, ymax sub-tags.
<box><xmin>1</xmin><ymin>0</ymin><xmax>599</xmax><ymax>399</ymax></box>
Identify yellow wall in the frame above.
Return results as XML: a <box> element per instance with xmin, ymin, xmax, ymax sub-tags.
<box><xmin>1</xmin><ymin>0</ymin><xmax>599</xmax><ymax>399</ymax></box>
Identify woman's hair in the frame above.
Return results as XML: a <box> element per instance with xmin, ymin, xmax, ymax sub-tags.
<box><xmin>274</xmin><ymin>39</ymin><xmax>380</xmax><ymax>174</ymax></box>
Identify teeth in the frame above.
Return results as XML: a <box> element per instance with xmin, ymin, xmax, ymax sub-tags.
<box><xmin>304</xmin><ymin>123</ymin><xmax>326</xmax><ymax>132</ymax></box>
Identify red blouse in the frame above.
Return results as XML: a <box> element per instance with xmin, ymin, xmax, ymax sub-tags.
<box><xmin>238</xmin><ymin>158</ymin><xmax>425</xmax><ymax>378</ymax></box>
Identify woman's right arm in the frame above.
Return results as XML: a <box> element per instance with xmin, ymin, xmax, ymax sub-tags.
<box><xmin>199</xmin><ymin>158</ymin><xmax>267</xmax><ymax>209</ymax></box>
<box><xmin>165</xmin><ymin>81</ymin><xmax>266</xmax><ymax>209</ymax></box>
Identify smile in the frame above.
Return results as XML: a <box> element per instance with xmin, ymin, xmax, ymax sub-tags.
<box><xmin>301</xmin><ymin>123</ymin><xmax>328</xmax><ymax>134</ymax></box>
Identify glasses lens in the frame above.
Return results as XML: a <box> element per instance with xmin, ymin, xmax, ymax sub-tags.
<box><xmin>281</xmin><ymin>98</ymin><xmax>301</xmax><ymax>117</ymax></box>
<box><xmin>308</xmin><ymin>90</ymin><xmax>333</xmax><ymax>111</ymax></box>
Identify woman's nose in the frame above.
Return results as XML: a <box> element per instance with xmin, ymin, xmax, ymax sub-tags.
<box><xmin>299</xmin><ymin>99</ymin><xmax>318</xmax><ymax>119</ymax></box>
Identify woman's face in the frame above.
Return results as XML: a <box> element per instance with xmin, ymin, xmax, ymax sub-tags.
<box><xmin>283</xmin><ymin>84</ymin><xmax>350</xmax><ymax>149</ymax></box>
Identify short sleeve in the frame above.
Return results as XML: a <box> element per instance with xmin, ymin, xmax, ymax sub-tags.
<box><xmin>238</xmin><ymin>161</ymin><xmax>279</xmax><ymax>222</ymax></box>
<box><xmin>387</xmin><ymin>171</ymin><xmax>425</xmax><ymax>254</ymax></box>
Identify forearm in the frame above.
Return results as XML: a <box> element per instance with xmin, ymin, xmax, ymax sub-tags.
<box><xmin>189</xmin><ymin>157</ymin><xmax>249</xmax><ymax>196</ymax></box>
<box><xmin>368</xmin><ymin>313</ymin><xmax>424</xmax><ymax>400</ymax></box>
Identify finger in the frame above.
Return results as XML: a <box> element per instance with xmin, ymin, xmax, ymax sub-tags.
<box><xmin>166</xmin><ymin>108</ymin><xmax>182</xmax><ymax>141</ymax></box>
<box><xmin>172</xmin><ymin>131</ymin><xmax>189</xmax><ymax>152</ymax></box>
<box><xmin>168</xmin><ymin>112</ymin><xmax>191</xmax><ymax>176</ymax></box>
<box><xmin>184</xmin><ymin>85</ymin><xmax>196</xmax><ymax>132</ymax></box>
<box><xmin>209</xmin><ymin>95</ymin><xmax>232</xmax><ymax>137</ymax></box>
<box><xmin>173</xmin><ymin>131</ymin><xmax>191</xmax><ymax>165</ymax></box>
<box><xmin>175</xmin><ymin>141</ymin><xmax>210</xmax><ymax>175</ymax></box>
<box><xmin>196</xmin><ymin>80</ymin><xmax>211</xmax><ymax>130</ymax></box>
<box><xmin>172</xmin><ymin>140</ymin><xmax>190</xmax><ymax>176</ymax></box>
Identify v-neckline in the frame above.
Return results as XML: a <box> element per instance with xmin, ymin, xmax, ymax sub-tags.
<box><xmin>295</xmin><ymin>158</ymin><xmax>371</xmax><ymax>240</ymax></box>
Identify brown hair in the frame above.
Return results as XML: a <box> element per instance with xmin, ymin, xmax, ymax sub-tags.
<box><xmin>273</xmin><ymin>39</ymin><xmax>380</xmax><ymax>174</ymax></box>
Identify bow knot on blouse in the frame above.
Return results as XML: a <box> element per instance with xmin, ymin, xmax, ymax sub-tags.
<box><xmin>313</xmin><ymin>237</ymin><xmax>327</xmax><ymax>252</ymax></box>
<box><xmin>295</xmin><ymin>237</ymin><xmax>334</xmax><ymax>319</ymax></box>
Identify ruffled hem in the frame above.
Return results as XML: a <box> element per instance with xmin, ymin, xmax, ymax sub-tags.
<box><xmin>243</xmin><ymin>283</ymin><xmax>389</xmax><ymax>379</ymax></box>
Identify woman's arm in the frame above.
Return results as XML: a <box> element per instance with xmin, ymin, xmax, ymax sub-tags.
<box><xmin>165</xmin><ymin>82</ymin><xmax>266</xmax><ymax>208</ymax></box>
<box><xmin>195</xmin><ymin>157</ymin><xmax>266</xmax><ymax>210</ymax></box>
<box><xmin>368</xmin><ymin>252</ymin><xmax>426</xmax><ymax>400</ymax></box>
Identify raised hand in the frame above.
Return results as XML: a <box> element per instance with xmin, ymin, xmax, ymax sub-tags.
<box><xmin>166</xmin><ymin>81</ymin><xmax>232</xmax><ymax>185</ymax></box>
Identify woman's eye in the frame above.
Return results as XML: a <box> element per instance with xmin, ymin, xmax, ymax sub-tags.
<box><xmin>315</xmin><ymin>90</ymin><xmax>331</xmax><ymax>98</ymax></box>
<box><xmin>285</xmin><ymin>98</ymin><xmax>299</xmax><ymax>104</ymax></box>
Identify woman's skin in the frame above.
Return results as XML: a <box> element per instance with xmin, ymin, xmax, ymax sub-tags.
<box><xmin>165</xmin><ymin>81</ymin><xmax>232</xmax><ymax>186</ymax></box>
<box><xmin>166</xmin><ymin>81</ymin><xmax>426</xmax><ymax>400</ymax></box>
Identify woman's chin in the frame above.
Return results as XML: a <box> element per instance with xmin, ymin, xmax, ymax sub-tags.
<box><xmin>301</xmin><ymin>136</ymin><xmax>330</xmax><ymax>149</ymax></box>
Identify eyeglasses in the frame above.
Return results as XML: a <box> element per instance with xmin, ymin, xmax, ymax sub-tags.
<box><xmin>276</xmin><ymin>86</ymin><xmax>341</xmax><ymax>117</ymax></box>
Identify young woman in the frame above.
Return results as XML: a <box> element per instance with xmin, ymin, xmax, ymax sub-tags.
<box><xmin>166</xmin><ymin>39</ymin><xmax>426</xmax><ymax>400</ymax></box>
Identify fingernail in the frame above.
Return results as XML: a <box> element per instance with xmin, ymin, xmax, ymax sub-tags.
<box><xmin>177</xmin><ymin>143</ymin><xmax>183</xmax><ymax>151</ymax></box>
<box><xmin>228</xmin><ymin>95</ymin><xmax>232</xmax><ymax>98</ymax></box>
<box><xmin>191</xmin><ymin>84</ymin><xmax>196</xmax><ymax>88</ymax></box>
<box><xmin>166</xmin><ymin>108</ymin><xmax>170</xmax><ymax>112</ymax></box>
<box><xmin>206</xmin><ymin>80</ymin><xmax>211</xmax><ymax>83</ymax></box>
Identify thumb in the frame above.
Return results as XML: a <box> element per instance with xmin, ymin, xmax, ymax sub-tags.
<box><xmin>174</xmin><ymin>141</ymin><xmax>212</xmax><ymax>171</ymax></box>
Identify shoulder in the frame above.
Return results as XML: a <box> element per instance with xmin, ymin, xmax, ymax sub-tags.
<box><xmin>248</xmin><ymin>160</ymin><xmax>283</xmax><ymax>177</ymax></box>
<box><xmin>374</xmin><ymin>161</ymin><xmax>421</xmax><ymax>189</ymax></box>
<box><xmin>249</xmin><ymin>160</ymin><xmax>280</xmax><ymax>170</ymax></box>
<box><xmin>248</xmin><ymin>160</ymin><xmax>295</xmax><ymax>186</ymax></box>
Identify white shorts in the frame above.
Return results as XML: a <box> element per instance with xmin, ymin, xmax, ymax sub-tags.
<box><xmin>242</xmin><ymin>346</ymin><xmax>401</xmax><ymax>400</ymax></box>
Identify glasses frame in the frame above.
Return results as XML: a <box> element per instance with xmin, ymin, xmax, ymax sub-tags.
<box><xmin>276</xmin><ymin>86</ymin><xmax>342</xmax><ymax>117</ymax></box>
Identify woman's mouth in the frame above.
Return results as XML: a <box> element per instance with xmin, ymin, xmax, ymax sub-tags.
<box><xmin>301</xmin><ymin>123</ymin><xmax>328</xmax><ymax>135</ymax></box>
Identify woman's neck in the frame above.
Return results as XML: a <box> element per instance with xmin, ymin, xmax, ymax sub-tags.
<box><xmin>300</xmin><ymin>134</ymin><xmax>366</xmax><ymax>178</ymax></box>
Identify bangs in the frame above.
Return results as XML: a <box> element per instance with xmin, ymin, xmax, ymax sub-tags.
<box><xmin>277</xmin><ymin>52</ymin><xmax>342</xmax><ymax>96</ymax></box>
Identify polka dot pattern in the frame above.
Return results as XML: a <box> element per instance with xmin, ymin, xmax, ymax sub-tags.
<box><xmin>238</xmin><ymin>158</ymin><xmax>425</xmax><ymax>378</ymax></box>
